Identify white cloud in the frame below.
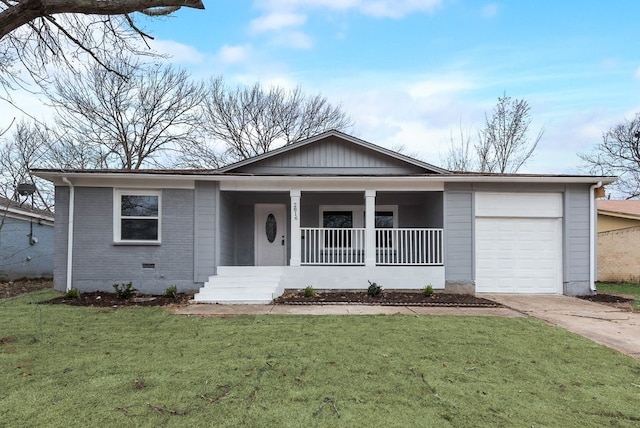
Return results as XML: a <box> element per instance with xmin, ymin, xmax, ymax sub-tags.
<box><xmin>635</xmin><ymin>66</ymin><xmax>640</xmax><ymax>79</ymax></box>
<box><xmin>250</xmin><ymin>12</ymin><xmax>307</xmax><ymax>33</ymax></box>
<box><xmin>481</xmin><ymin>3</ymin><xmax>498</xmax><ymax>19</ymax></box>
<box><xmin>254</xmin><ymin>0</ymin><xmax>442</xmax><ymax>19</ymax></box>
<box><xmin>272</xmin><ymin>31</ymin><xmax>313</xmax><ymax>49</ymax></box>
<box><xmin>218</xmin><ymin>44</ymin><xmax>252</xmax><ymax>64</ymax></box>
<box><xmin>148</xmin><ymin>39</ymin><xmax>206</xmax><ymax>64</ymax></box>
<box><xmin>407</xmin><ymin>77</ymin><xmax>475</xmax><ymax>99</ymax></box>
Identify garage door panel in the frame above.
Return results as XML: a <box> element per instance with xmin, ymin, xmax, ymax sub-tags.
<box><xmin>476</xmin><ymin>217</ymin><xmax>562</xmax><ymax>294</ymax></box>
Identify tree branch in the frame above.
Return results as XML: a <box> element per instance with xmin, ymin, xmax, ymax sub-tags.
<box><xmin>0</xmin><ymin>0</ymin><xmax>205</xmax><ymax>39</ymax></box>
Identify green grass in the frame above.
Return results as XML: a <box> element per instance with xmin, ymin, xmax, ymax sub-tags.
<box><xmin>597</xmin><ymin>282</ymin><xmax>640</xmax><ymax>310</ymax></box>
<box><xmin>2</xmin><ymin>290</ymin><xmax>640</xmax><ymax>427</ymax></box>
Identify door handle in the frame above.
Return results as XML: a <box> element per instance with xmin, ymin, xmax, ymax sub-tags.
<box><xmin>281</xmin><ymin>236</ymin><xmax>285</xmax><ymax>246</ymax></box>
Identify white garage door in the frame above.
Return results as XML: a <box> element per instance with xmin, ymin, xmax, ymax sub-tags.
<box><xmin>475</xmin><ymin>192</ymin><xmax>563</xmax><ymax>294</ymax></box>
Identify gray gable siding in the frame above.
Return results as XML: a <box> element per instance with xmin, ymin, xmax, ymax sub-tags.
<box><xmin>71</xmin><ymin>187</ymin><xmax>196</xmax><ymax>293</ymax></box>
<box><xmin>194</xmin><ymin>181</ymin><xmax>217</xmax><ymax>282</ymax></box>
<box><xmin>233</xmin><ymin>136</ymin><xmax>427</xmax><ymax>175</ymax></box>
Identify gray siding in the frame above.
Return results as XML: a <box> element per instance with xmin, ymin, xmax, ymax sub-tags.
<box><xmin>234</xmin><ymin>136</ymin><xmax>427</xmax><ymax>175</ymax></box>
<box><xmin>564</xmin><ymin>184</ymin><xmax>592</xmax><ymax>295</ymax></box>
<box><xmin>444</xmin><ymin>189</ymin><xmax>474</xmax><ymax>283</ymax></box>
<box><xmin>71</xmin><ymin>187</ymin><xmax>196</xmax><ymax>294</ymax></box>
<box><xmin>0</xmin><ymin>216</ymin><xmax>53</xmax><ymax>281</ymax></box>
<box><xmin>54</xmin><ymin>186</ymin><xmax>70</xmax><ymax>291</ymax></box>
<box><xmin>194</xmin><ymin>181</ymin><xmax>217</xmax><ymax>282</ymax></box>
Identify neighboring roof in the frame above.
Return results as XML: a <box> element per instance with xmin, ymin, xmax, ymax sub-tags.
<box><xmin>0</xmin><ymin>197</ymin><xmax>54</xmax><ymax>223</ymax></box>
<box><xmin>598</xmin><ymin>200</ymin><xmax>640</xmax><ymax>220</ymax></box>
<box><xmin>215</xmin><ymin>129</ymin><xmax>451</xmax><ymax>175</ymax></box>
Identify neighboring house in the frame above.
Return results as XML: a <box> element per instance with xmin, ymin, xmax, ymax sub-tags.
<box><xmin>0</xmin><ymin>197</ymin><xmax>54</xmax><ymax>281</ymax></box>
<box><xmin>34</xmin><ymin>130</ymin><xmax>614</xmax><ymax>303</ymax></box>
<box><xmin>597</xmin><ymin>200</ymin><xmax>640</xmax><ymax>282</ymax></box>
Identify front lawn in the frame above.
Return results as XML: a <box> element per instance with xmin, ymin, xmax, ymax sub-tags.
<box><xmin>2</xmin><ymin>290</ymin><xmax>640</xmax><ymax>427</ymax></box>
<box><xmin>597</xmin><ymin>282</ymin><xmax>640</xmax><ymax>311</ymax></box>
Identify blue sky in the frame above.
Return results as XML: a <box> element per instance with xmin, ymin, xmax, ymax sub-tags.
<box><xmin>15</xmin><ymin>0</ymin><xmax>640</xmax><ymax>174</ymax></box>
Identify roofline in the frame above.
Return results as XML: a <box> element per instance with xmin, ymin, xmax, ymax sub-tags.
<box><xmin>32</xmin><ymin>169</ymin><xmax>617</xmax><ymax>186</ymax></box>
<box><xmin>1</xmin><ymin>205</ymin><xmax>55</xmax><ymax>223</ymax></box>
<box><xmin>597</xmin><ymin>209</ymin><xmax>640</xmax><ymax>221</ymax></box>
<box><xmin>214</xmin><ymin>129</ymin><xmax>451</xmax><ymax>174</ymax></box>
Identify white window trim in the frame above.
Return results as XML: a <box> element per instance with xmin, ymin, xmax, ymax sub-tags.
<box><xmin>113</xmin><ymin>189</ymin><xmax>162</xmax><ymax>244</ymax></box>
<box><xmin>318</xmin><ymin>205</ymin><xmax>398</xmax><ymax>228</ymax></box>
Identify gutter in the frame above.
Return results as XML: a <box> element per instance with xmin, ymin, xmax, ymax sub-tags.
<box><xmin>62</xmin><ymin>177</ymin><xmax>75</xmax><ymax>292</ymax></box>
<box><xmin>589</xmin><ymin>181</ymin><xmax>603</xmax><ymax>293</ymax></box>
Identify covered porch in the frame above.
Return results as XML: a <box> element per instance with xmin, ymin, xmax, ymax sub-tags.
<box><xmin>206</xmin><ymin>185</ymin><xmax>445</xmax><ymax>296</ymax></box>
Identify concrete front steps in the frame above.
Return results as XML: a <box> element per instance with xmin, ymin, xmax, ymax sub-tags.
<box><xmin>192</xmin><ymin>267</ymin><xmax>284</xmax><ymax>304</ymax></box>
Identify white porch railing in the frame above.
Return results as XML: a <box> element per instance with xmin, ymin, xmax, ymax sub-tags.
<box><xmin>376</xmin><ymin>228</ymin><xmax>443</xmax><ymax>265</ymax></box>
<box><xmin>300</xmin><ymin>227</ymin><xmax>443</xmax><ymax>266</ymax></box>
<box><xmin>301</xmin><ymin>227</ymin><xmax>366</xmax><ymax>265</ymax></box>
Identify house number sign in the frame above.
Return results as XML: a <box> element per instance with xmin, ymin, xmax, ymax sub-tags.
<box><xmin>293</xmin><ymin>202</ymin><xmax>298</xmax><ymax>221</ymax></box>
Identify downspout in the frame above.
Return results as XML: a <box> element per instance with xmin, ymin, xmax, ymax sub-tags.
<box><xmin>589</xmin><ymin>181</ymin><xmax>602</xmax><ymax>293</ymax></box>
<box><xmin>62</xmin><ymin>177</ymin><xmax>75</xmax><ymax>292</ymax></box>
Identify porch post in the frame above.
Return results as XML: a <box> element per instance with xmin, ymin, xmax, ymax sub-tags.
<box><xmin>365</xmin><ymin>189</ymin><xmax>376</xmax><ymax>267</ymax></box>
<box><xmin>290</xmin><ymin>190</ymin><xmax>301</xmax><ymax>266</ymax></box>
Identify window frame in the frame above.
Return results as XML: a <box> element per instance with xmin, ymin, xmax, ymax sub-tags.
<box><xmin>318</xmin><ymin>205</ymin><xmax>398</xmax><ymax>228</ymax></box>
<box><xmin>113</xmin><ymin>189</ymin><xmax>162</xmax><ymax>244</ymax></box>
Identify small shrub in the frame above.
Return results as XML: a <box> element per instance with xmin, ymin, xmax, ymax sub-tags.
<box><xmin>165</xmin><ymin>285</ymin><xmax>178</xmax><ymax>298</ymax></box>
<box><xmin>303</xmin><ymin>285</ymin><xmax>317</xmax><ymax>298</ymax></box>
<box><xmin>367</xmin><ymin>280</ymin><xmax>383</xmax><ymax>297</ymax></box>
<box><xmin>65</xmin><ymin>288</ymin><xmax>80</xmax><ymax>299</ymax></box>
<box><xmin>423</xmin><ymin>285</ymin><xmax>434</xmax><ymax>297</ymax></box>
<box><xmin>113</xmin><ymin>282</ymin><xmax>137</xmax><ymax>299</ymax></box>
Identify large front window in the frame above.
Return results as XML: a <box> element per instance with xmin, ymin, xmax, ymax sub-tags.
<box><xmin>323</xmin><ymin>210</ymin><xmax>353</xmax><ymax>247</ymax></box>
<box><xmin>114</xmin><ymin>190</ymin><xmax>161</xmax><ymax>243</ymax></box>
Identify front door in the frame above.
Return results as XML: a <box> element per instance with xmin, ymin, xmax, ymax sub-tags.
<box><xmin>255</xmin><ymin>204</ymin><xmax>287</xmax><ymax>266</ymax></box>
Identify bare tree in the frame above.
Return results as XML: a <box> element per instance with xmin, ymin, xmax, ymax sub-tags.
<box><xmin>479</xmin><ymin>94</ymin><xmax>543</xmax><ymax>173</ymax></box>
<box><xmin>444</xmin><ymin>121</ymin><xmax>476</xmax><ymax>171</ymax></box>
<box><xmin>0</xmin><ymin>0</ymin><xmax>204</xmax><ymax>39</ymax></box>
<box><xmin>0</xmin><ymin>120</ymin><xmax>54</xmax><ymax>210</ymax></box>
<box><xmin>47</xmin><ymin>60</ymin><xmax>206</xmax><ymax>169</ymax></box>
<box><xmin>192</xmin><ymin>77</ymin><xmax>353</xmax><ymax>166</ymax></box>
<box><xmin>579</xmin><ymin>114</ymin><xmax>640</xmax><ymax>199</ymax></box>
<box><xmin>444</xmin><ymin>94</ymin><xmax>543</xmax><ymax>173</ymax></box>
<box><xmin>0</xmin><ymin>0</ymin><xmax>204</xmax><ymax>114</ymax></box>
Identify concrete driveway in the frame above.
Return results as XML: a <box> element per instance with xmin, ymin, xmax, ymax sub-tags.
<box><xmin>482</xmin><ymin>294</ymin><xmax>640</xmax><ymax>359</ymax></box>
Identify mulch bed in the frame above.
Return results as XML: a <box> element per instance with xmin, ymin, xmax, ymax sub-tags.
<box><xmin>0</xmin><ymin>278</ymin><xmax>53</xmax><ymax>299</ymax></box>
<box><xmin>577</xmin><ymin>293</ymin><xmax>635</xmax><ymax>311</ymax></box>
<box><xmin>2</xmin><ymin>279</ymin><xmax>636</xmax><ymax>311</ymax></box>
<box><xmin>273</xmin><ymin>291</ymin><xmax>502</xmax><ymax>307</ymax></box>
<box><xmin>45</xmin><ymin>291</ymin><xmax>193</xmax><ymax>308</ymax></box>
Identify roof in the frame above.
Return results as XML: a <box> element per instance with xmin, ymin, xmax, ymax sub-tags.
<box><xmin>31</xmin><ymin>130</ymin><xmax>617</xmax><ymax>186</ymax></box>
<box><xmin>215</xmin><ymin>129</ymin><xmax>451</xmax><ymax>175</ymax></box>
<box><xmin>598</xmin><ymin>200</ymin><xmax>640</xmax><ymax>220</ymax></box>
<box><xmin>0</xmin><ymin>197</ymin><xmax>54</xmax><ymax>223</ymax></box>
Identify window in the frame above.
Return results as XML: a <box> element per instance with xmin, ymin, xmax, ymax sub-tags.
<box><xmin>323</xmin><ymin>211</ymin><xmax>353</xmax><ymax>228</ymax></box>
<box><xmin>375</xmin><ymin>211</ymin><xmax>394</xmax><ymax>247</ymax></box>
<box><xmin>114</xmin><ymin>190</ymin><xmax>161</xmax><ymax>243</ymax></box>
<box><xmin>318</xmin><ymin>205</ymin><xmax>398</xmax><ymax>249</ymax></box>
<box><xmin>323</xmin><ymin>210</ymin><xmax>353</xmax><ymax>247</ymax></box>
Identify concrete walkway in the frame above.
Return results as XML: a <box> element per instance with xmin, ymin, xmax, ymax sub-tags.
<box><xmin>482</xmin><ymin>294</ymin><xmax>640</xmax><ymax>359</ymax></box>
<box><xmin>173</xmin><ymin>303</ymin><xmax>522</xmax><ymax>318</ymax></box>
